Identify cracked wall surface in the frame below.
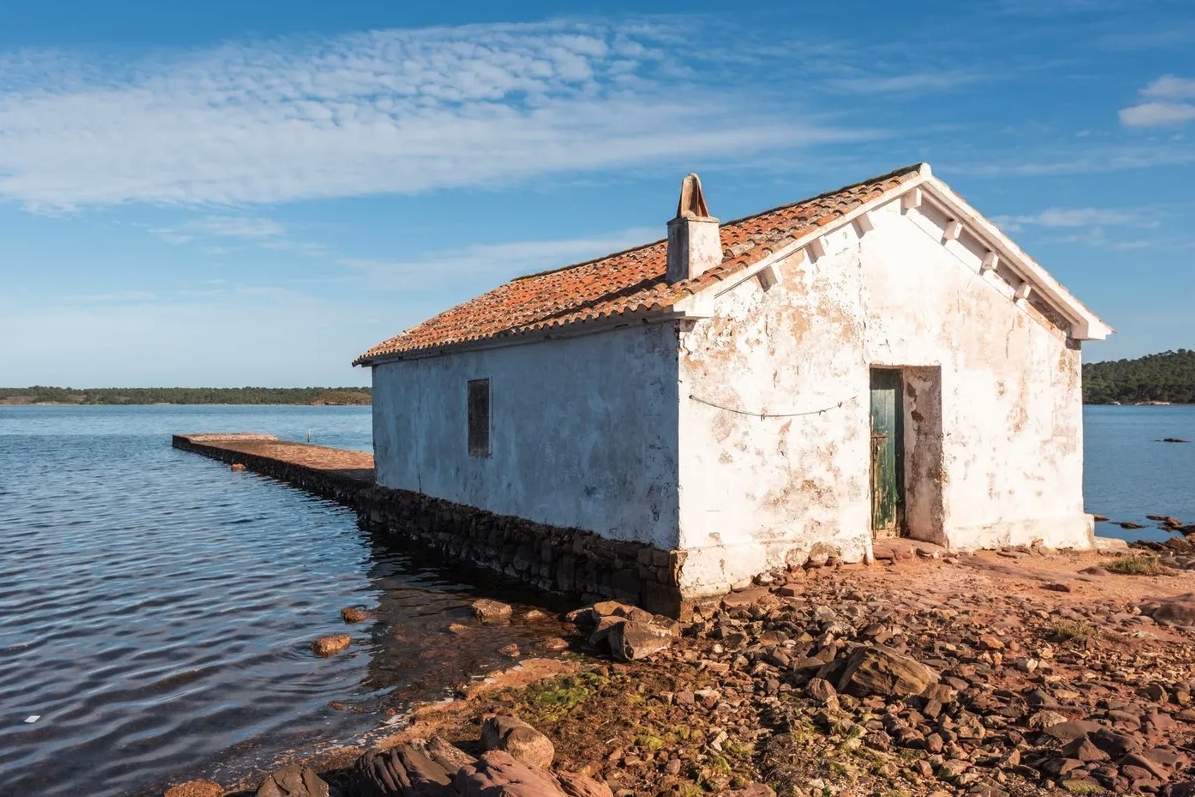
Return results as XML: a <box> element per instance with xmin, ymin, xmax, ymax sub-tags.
<box><xmin>674</xmin><ymin>197</ymin><xmax>1092</xmax><ymax>596</ymax></box>
<box><xmin>372</xmin><ymin>323</ymin><xmax>681</xmax><ymax>549</ymax></box>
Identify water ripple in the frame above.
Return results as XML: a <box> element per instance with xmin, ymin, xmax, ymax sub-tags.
<box><xmin>0</xmin><ymin>406</ymin><xmax>568</xmax><ymax>797</ymax></box>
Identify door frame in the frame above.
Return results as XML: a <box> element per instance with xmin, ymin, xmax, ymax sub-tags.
<box><xmin>869</xmin><ymin>367</ymin><xmax>906</xmax><ymax>538</ymax></box>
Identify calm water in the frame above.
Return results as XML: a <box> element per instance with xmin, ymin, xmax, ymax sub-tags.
<box><xmin>0</xmin><ymin>406</ymin><xmax>565</xmax><ymax>797</ymax></box>
<box><xmin>1084</xmin><ymin>405</ymin><xmax>1195</xmax><ymax>541</ymax></box>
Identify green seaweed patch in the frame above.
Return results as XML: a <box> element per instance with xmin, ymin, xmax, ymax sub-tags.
<box><xmin>1106</xmin><ymin>555</ymin><xmax>1170</xmax><ymax>576</ymax></box>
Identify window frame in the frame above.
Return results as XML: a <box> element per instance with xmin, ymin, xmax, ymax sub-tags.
<box><xmin>467</xmin><ymin>378</ymin><xmax>491</xmax><ymax>458</ymax></box>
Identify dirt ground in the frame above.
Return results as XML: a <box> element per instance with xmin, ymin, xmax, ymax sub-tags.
<box><xmin>213</xmin><ymin>546</ymin><xmax>1195</xmax><ymax>797</ymax></box>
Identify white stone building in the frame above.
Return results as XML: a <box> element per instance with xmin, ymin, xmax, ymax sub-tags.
<box><xmin>355</xmin><ymin>164</ymin><xmax>1113</xmax><ymax>600</ymax></box>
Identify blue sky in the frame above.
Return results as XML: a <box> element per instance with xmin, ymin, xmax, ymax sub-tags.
<box><xmin>1</xmin><ymin>0</ymin><xmax>1192</xmax><ymax>387</ymax></box>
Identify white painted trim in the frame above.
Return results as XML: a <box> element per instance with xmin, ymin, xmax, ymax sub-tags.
<box><xmin>902</xmin><ymin>187</ymin><xmax>923</xmax><ymax>211</ymax></box>
<box><xmin>709</xmin><ymin>172</ymin><xmax>933</xmax><ymax>298</ymax></box>
<box><xmin>922</xmin><ymin>176</ymin><xmax>1113</xmax><ymax>340</ymax></box>
<box><xmin>806</xmin><ymin>237</ymin><xmax>827</xmax><ymax>260</ymax></box>
<box><xmin>757</xmin><ymin>262</ymin><xmax>780</xmax><ymax>290</ymax></box>
<box><xmin>701</xmin><ymin>170</ymin><xmax>1110</xmax><ymax>341</ymax></box>
<box><xmin>943</xmin><ymin>219</ymin><xmax>963</xmax><ymax>242</ymax></box>
<box><xmin>854</xmin><ymin>211</ymin><xmax>875</xmax><ymax>235</ymax></box>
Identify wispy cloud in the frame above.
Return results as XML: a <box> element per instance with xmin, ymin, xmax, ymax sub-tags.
<box><xmin>993</xmin><ymin>206</ymin><xmax>1164</xmax><ymax>249</ymax></box>
<box><xmin>1096</xmin><ymin>26</ymin><xmax>1195</xmax><ymax>50</ymax></box>
<box><xmin>1141</xmin><ymin>75</ymin><xmax>1195</xmax><ymax>100</ymax></box>
<box><xmin>1120</xmin><ymin>103</ymin><xmax>1195</xmax><ymax>127</ymax></box>
<box><xmin>189</xmin><ymin>216</ymin><xmax>286</xmax><ymax>239</ymax></box>
<box><xmin>993</xmin><ymin>207</ymin><xmax>1155</xmax><ymax>229</ymax></box>
<box><xmin>340</xmin><ymin>226</ymin><xmax>660</xmax><ymax>290</ymax></box>
<box><xmin>1120</xmin><ymin>75</ymin><xmax>1195</xmax><ymax>128</ymax></box>
<box><xmin>825</xmin><ymin>72</ymin><xmax>987</xmax><ymax>95</ymax></box>
<box><xmin>0</xmin><ymin>20</ymin><xmax>874</xmax><ymax>211</ymax></box>
<box><xmin>956</xmin><ymin>143</ymin><xmax>1195</xmax><ymax>176</ymax></box>
<box><xmin>149</xmin><ymin>214</ymin><xmax>326</xmax><ymax>256</ymax></box>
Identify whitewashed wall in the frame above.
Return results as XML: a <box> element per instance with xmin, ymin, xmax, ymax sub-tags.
<box><xmin>371</xmin><ymin>323</ymin><xmax>681</xmax><ymax>548</ymax></box>
<box><xmin>676</xmin><ymin>197</ymin><xmax>1092</xmax><ymax>596</ymax></box>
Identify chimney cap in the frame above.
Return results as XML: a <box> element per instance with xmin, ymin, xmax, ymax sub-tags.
<box><xmin>675</xmin><ymin>173</ymin><xmax>712</xmax><ymax>219</ymax></box>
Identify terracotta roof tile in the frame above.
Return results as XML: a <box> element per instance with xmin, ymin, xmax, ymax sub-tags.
<box><xmin>354</xmin><ymin>164</ymin><xmax>923</xmax><ymax>364</ymax></box>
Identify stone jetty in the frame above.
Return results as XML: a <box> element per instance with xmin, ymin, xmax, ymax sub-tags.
<box><xmin>173</xmin><ymin>433</ymin><xmax>686</xmax><ymax>616</ymax></box>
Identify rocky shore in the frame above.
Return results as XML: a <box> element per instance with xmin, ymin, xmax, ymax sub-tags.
<box><xmin>162</xmin><ymin>545</ymin><xmax>1195</xmax><ymax>797</ymax></box>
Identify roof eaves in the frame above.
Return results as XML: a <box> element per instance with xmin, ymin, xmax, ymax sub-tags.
<box><xmin>357</xmin><ymin>300</ymin><xmax>689</xmax><ymax>364</ymax></box>
<box><xmin>921</xmin><ymin>176</ymin><xmax>1114</xmax><ymax>340</ymax></box>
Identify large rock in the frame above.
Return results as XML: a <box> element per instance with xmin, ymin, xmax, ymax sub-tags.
<box><xmin>728</xmin><ymin>786</ymin><xmax>777</xmax><ymax>797</ymax></box>
<box><xmin>556</xmin><ymin>772</ymin><xmax>614</xmax><ymax>797</ymax></box>
<box><xmin>348</xmin><ymin>738</ymin><xmax>473</xmax><ymax>797</ymax></box>
<box><xmin>454</xmin><ymin>751</ymin><xmax>567</xmax><ymax>796</ymax></box>
<box><xmin>311</xmin><ymin>635</ymin><xmax>351</xmax><ymax>656</ymax></box>
<box><xmin>607</xmin><ymin>621</ymin><xmax>672</xmax><ymax>662</ymax></box>
<box><xmin>481</xmin><ymin>715</ymin><xmax>555</xmax><ymax>769</ymax></box>
<box><xmin>1039</xmin><ymin>719</ymin><xmax>1101</xmax><ymax>742</ymax></box>
<box><xmin>836</xmin><ymin>645</ymin><xmax>939</xmax><ymax>697</ymax></box>
<box><xmin>165</xmin><ymin>782</ymin><xmax>223</xmax><ymax>797</ymax></box>
<box><xmin>1141</xmin><ymin>594</ymin><xmax>1195</xmax><ymax>627</ymax></box>
<box><xmin>472</xmin><ymin>599</ymin><xmax>513</xmax><ymax>624</ymax></box>
<box><xmin>255</xmin><ymin>765</ymin><xmax>329</xmax><ymax>797</ymax></box>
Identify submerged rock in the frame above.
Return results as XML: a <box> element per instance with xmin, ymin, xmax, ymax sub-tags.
<box><xmin>341</xmin><ymin>606</ymin><xmax>375</xmax><ymax>624</ymax></box>
<box><xmin>481</xmin><ymin>715</ymin><xmax>555</xmax><ymax>769</ymax></box>
<box><xmin>255</xmin><ymin>764</ymin><xmax>329</xmax><ymax>797</ymax></box>
<box><xmin>311</xmin><ymin>635</ymin><xmax>351</xmax><ymax>657</ymax></box>
<box><xmin>472</xmin><ymin>599</ymin><xmax>513</xmax><ymax>624</ymax></box>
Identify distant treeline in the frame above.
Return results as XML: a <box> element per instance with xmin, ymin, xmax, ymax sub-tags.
<box><xmin>1084</xmin><ymin>350</ymin><xmax>1195</xmax><ymax>405</ymax></box>
<box><xmin>0</xmin><ymin>386</ymin><xmax>372</xmax><ymax>406</ymax></box>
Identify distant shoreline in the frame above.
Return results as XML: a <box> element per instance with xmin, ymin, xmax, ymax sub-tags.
<box><xmin>0</xmin><ymin>401</ymin><xmax>373</xmax><ymax>406</ymax></box>
<box><xmin>0</xmin><ymin>387</ymin><xmax>372</xmax><ymax>406</ymax></box>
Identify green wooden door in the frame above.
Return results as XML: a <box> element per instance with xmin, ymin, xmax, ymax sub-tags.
<box><xmin>869</xmin><ymin>369</ymin><xmax>904</xmax><ymax>537</ymax></box>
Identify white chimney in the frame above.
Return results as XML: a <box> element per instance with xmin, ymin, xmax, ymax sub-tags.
<box><xmin>666</xmin><ymin>173</ymin><xmax>721</xmax><ymax>284</ymax></box>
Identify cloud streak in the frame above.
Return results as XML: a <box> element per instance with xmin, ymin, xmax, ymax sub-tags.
<box><xmin>1120</xmin><ymin>75</ymin><xmax>1195</xmax><ymax>128</ymax></box>
<box><xmin>0</xmin><ymin>20</ymin><xmax>873</xmax><ymax>210</ymax></box>
<box><xmin>993</xmin><ymin>207</ymin><xmax>1155</xmax><ymax>229</ymax></box>
<box><xmin>340</xmin><ymin>226</ymin><xmax>660</xmax><ymax>291</ymax></box>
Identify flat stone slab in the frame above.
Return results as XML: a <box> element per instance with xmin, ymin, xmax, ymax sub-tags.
<box><xmin>177</xmin><ymin>433</ymin><xmax>280</xmax><ymax>443</ymax></box>
<box><xmin>173</xmin><ymin>433</ymin><xmax>375</xmax><ymax>483</ymax></box>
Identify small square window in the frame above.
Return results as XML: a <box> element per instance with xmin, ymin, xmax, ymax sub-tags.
<box><xmin>467</xmin><ymin>378</ymin><xmax>490</xmax><ymax>457</ymax></box>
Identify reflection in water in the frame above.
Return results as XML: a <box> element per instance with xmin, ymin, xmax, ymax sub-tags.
<box><xmin>0</xmin><ymin>406</ymin><xmax>569</xmax><ymax>797</ymax></box>
<box><xmin>355</xmin><ymin>526</ymin><xmax>573</xmax><ymax>713</ymax></box>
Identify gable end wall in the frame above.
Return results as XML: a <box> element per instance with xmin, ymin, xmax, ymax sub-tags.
<box><xmin>675</xmin><ymin>197</ymin><xmax>1093</xmax><ymax>596</ymax></box>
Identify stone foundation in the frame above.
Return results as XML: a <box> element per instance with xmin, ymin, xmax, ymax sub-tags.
<box><xmin>359</xmin><ymin>487</ymin><xmax>686</xmax><ymax>617</ymax></box>
<box><xmin>172</xmin><ymin>435</ymin><xmax>687</xmax><ymax>616</ymax></box>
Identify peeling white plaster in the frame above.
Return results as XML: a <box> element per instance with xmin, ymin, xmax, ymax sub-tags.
<box><xmin>370</xmin><ymin>195</ymin><xmax>1094</xmax><ymax>601</ymax></box>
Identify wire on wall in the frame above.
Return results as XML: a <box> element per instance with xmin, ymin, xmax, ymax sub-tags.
<box><xmin>688</xmin><ymin>393</ymin><xmax>858</xmax><ymax>419</ymax></box>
